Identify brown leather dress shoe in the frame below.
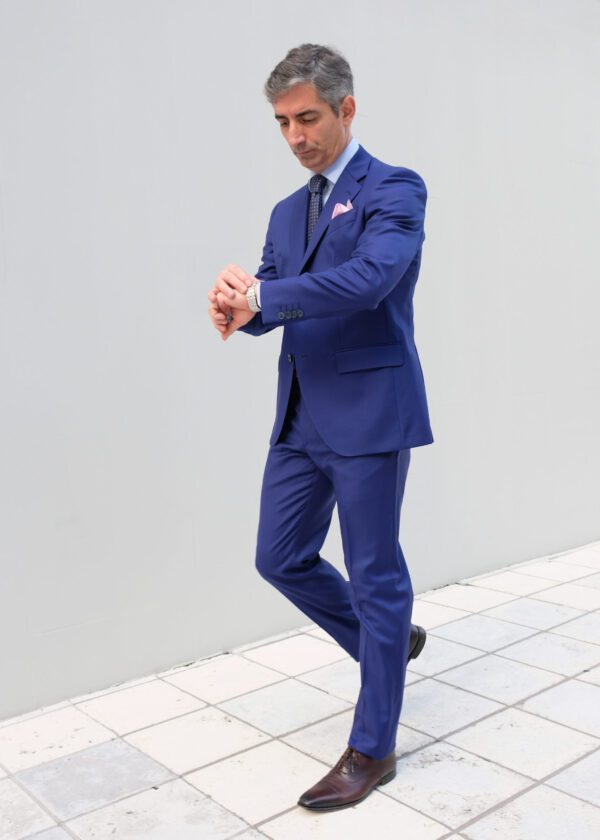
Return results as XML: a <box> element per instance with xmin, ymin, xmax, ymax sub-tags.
<box><xmin>297</xmin><ymin>745</ymin><xmax>397</xmax><ymax>810</ymax></box>
<box><xmin>408</xmin><ymin>623</ymin><xmax>427</xmax><ymax>660</ymax></box>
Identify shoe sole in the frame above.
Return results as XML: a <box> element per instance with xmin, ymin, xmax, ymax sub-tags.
<box><xmin>408</xmin><ymin>625</ymin><xmax>427</xmax><ymax>660</ymax></box>
<box><xmin>297</xmin><ymin>767</ymin><xmax>397</xmax><ymax>810</ymax></box>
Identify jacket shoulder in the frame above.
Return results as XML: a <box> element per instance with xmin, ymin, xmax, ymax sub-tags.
<box><xmin>367</xmin><ymin>158</ymin><xmax>426</xmax><ymax>188</ymax></box>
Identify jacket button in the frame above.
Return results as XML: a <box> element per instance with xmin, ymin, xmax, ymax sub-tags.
<box><xmin>287</xmin><ymin>353</ymin><xmax>292</xmax><ymax>362</ymax></box>
<box><xmin>285</xmin><ymin>311</ymin><xmax>291</xmax><ymax>319</ymax></box>
<box><xmin>297</xmin><ymin>309</ymin><xmax>304</xmax><ymax>317</ymax></box>
<box><xmin>278</xmin><ymin>312</ymin><xmax>285</xmax><ymax>320</ymax></box>
<box><xmin>291</xmin><ymin>310</ymin><xmax>297</xmax><ymax>318</ymax></box>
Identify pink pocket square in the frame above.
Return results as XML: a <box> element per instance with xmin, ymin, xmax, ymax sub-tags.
<box><xmin>331</xmin><ymin>198</ymin><xmax>353</xmax><ymax>219</ymax></box>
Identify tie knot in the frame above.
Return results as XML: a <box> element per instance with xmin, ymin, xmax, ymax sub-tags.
<box><xmin>309</xmin><ymin>173</ymin><xmax>327</xmax><ymax>194</ymax></box>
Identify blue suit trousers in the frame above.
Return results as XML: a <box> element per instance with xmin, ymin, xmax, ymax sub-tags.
<box><xmin>255</xmin><ymin>362</ymin><xmax>414</xmax><ymax>760</ymax></box>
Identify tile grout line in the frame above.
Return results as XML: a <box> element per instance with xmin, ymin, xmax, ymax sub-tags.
<box><xmin>2</xmin><ymin>641</ymin><xmax>599</xmax><ymax>833</ymax></box>
<box><xmin>410</xmin><ymin>741</ymin><xmax>600</xmax><ymax>837</ymax></box>
<box><xmin>1</xmin><ymin>544</ymin><xmax>599</xmax><ymax>835</ymax></box>
<box><xmin>2</xmin><ymin>621</ymin><xmax>599</xmax><ymax>828</ymax></box>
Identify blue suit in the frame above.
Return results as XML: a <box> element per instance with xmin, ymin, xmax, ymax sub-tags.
<box><xmin>239</xmin><ymin>141</ymin><xmax>433</xmax><ymax>455</ymax></box>
<box><xmin>239</xmin><ymin>142</ymin><xmax>433</xmax><ymax>759</ymax></box>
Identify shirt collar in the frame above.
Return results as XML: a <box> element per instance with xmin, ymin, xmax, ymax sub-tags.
<box><xmin>308</xmin><ymin>135</ymin><xmax>360</xmax><ymax>189</ymax></box>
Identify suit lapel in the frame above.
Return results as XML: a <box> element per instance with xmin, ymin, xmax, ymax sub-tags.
<box><xmin>289</xmin><ymin>144</ymin><xmax>372</xmax><ymax>276</ymax></box>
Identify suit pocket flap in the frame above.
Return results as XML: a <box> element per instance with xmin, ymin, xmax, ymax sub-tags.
<box><xmin>335</xmin><ymin>342</ymin><xmax>405</xmax><ymax>373</ymax></box>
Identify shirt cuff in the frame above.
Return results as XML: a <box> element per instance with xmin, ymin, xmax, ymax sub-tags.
<box><xmin>255</xmin><ymin>280</ymin><xmax>262</xmax><ymax>308</ymax></box>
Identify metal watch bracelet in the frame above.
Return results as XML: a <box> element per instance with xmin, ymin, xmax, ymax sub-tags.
<box><xmin>247</xmin><ymin>280</ymin><xmax>261</xmax><ymax>313</ymax></box>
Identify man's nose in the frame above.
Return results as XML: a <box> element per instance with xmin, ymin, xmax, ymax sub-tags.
<box><xmin>289</xmin><ymin>124</ymin><xmax>306</xmax><ymax>145</ymax></box>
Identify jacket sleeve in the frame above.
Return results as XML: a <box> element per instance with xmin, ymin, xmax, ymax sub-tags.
<box><xmin>237</xmin><ymin>204</ymin><xmax>280</xmax><ymax>337</ymax></box>
<box><xmin>258</xmin><ymin>168</ymin><xmax>426</xmax><ymax>326</ymax></box>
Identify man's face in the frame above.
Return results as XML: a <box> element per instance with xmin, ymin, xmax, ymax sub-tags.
<box><xmin>273</xmin><ymin>82</ymin><xmax>356</xmax><ymax>173</ymax></box>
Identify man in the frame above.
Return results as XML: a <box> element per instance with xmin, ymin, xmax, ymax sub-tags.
<box><xmin>207</xmin><ymin>44</ymin><xmax>433</xmax><ymax>810</ymax></box>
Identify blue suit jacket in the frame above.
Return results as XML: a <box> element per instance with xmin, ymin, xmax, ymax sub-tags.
<box><xmin>238</xmin><ymin>143</ymin><xmax>434</xmax><ymax>456</ymax></box>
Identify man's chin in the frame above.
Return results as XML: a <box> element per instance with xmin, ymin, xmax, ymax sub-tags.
<box><xmin>296</xmin><ymin>151</ymin><xmax>318</xmax><ymax>166</ymax></box>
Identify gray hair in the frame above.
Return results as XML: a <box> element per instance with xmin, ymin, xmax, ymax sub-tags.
<box><xmin>264</xmin><ymin>43</ymin><xmax>354</xmax><ymax>117</ymax></box>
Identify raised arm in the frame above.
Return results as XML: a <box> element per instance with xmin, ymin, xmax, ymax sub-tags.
<box><xmin>259</xmin><ymin>168</ymin><xmax>426</xmax><ymax>326</ymax></box>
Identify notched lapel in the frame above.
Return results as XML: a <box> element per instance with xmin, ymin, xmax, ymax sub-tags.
<box><xmin>293</xmin><ymin>145</ymin><xmax>372</xmax><ymax>275</ymax></box>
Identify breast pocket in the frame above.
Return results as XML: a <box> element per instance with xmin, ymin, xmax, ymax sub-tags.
<box><xmin>326</xmin><ymin>208</ymin><xmax>357</xmax><ymax>236</ymax></box>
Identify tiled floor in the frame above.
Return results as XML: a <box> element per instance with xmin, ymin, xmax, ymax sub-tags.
<box><xmin>2</xmin><ymin>542</ymin><xmax>600</xmax><ymax>839</ymax></box>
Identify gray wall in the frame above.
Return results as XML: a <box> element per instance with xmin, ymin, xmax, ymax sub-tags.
<box><xmin>1</xmin><ymin>0</ymin><xmax>598</xmax><ymax>720</ymax></box>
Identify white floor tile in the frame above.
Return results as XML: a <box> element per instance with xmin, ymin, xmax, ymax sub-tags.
<box><xmin>303</xmin><ymin>626</ymin><xmax>339</xmax><ymax>644</ymax></box>
<box><xmin>124</xmin><ymin>706</ymin><xmax>270</xmax><ymax>775</ymax></box>
<box><xmin>259</xmin><ymin>778</ymin><xmax>448</xmax><ymax>839</ymax></box>
<box><xmin>299</xmin><ymin>651</ymin><xmax>419</xmax><ymax>703</ymax></box>
<box><xmin>430</xmin><ymin>614</ymin><xmax>537</xmax><ymax>652</ymax></box>
<box><xmin>4</xmin><ymin>541</ymin><xmax>600</xmax><ymax>838</ymax></box>
<box><xmin>279</xmin><ymin>708</ymin><xmax>358</xmax><ymax>765</ymax></box>
<box><xmin>552</xmin><ymin>547</ymin><xmax>600</xmax><ymax>570</ymax></box>
<box><xmin>577</xmin><ymin>664</ymin><xmax>600</xmax><ymax>685</ymax></box>
<box><xmin>436</xmin><ymin>654</ymin><xmax>563</xmax><ymax>704</ymax></box>
<box><xmin>14</xmin><ymin>738</ymin><xmax>174</xmax><ymax>822</ymax></box>
<box><xmin>411</xmin><ymin>600</ymin><xmax>472</xmax><ymax>629</ymax></box>
<box><xmin>0</xmin><ymin>706</ymin><xmax>115</xmax><ymax>773</ymax></box>
<box><xmin>546</xmin><ymin>748</ymin><xmax>600</xmax><ymax>807</ymax></box>
<box><xmin>461</xmin><ymin>783</ymin><xmax>600</xmax><ymax>840</ymax></box>
<box><xmin>385</xmin><ymin>741</ymin><xmax>531</xmax><ymax>829</ymax></box>
<box><xmin>74</xmin><ymin>678</ymin><xmax>206</xmax><ymax>735</ymax></box>
<box><xmin>482</xmin><ymin>596</ymin><xmax>584</xmax><ymax>629</ymax></box>
<box><xmin>215</xmin><ymin>677</ymin><xmax>352</xmax><ymax>737</ymax></box>
<box><xmin>400</xmin><ymin>679</ymin><xmax>503</xmax><ymax>739</ymax></box>
<box><xmin>280</xmin><ymin>707</ymin><xmax>433</xmax><ymax>766</ymax></box>
<box><xmin>420</xmin><ymin>585</ymin><xmax>517</xmax><ymax>613</ymax></box>
<box><xmin>240</xmin><ymin>633</ymin><xmax>349</xmax><ymax>676</ymax></box>
<box><xmin>573</xmin><ymin>572</ymin><xmax>600</xmax><ymax>589</ymax></box>
<box><xmin>0</xmin><ymin>777</ymin><xmax>56</xmax><ymax>840</ymax></box>
<box><xmin>0</xmin><ymin>700</ymin><xmax>70</xmax><ymax>730</ymax></box>
<box><xmin>468</xmin><ymin>570</ymin><xmax>558</xmax><ymax>595</ymax></box>
<box><xmin>499</xmin><ymin>631</ymin><xmax>600</xmax><ymax>676</ymax></box>
<box><xmin>294</xmin><ymin>656</ymin><xmax>360</xmax><ymax>702</ymax></box>
<box><xmin>550</xmin><ymin>611</ymin><xmax>600</xmax><ymax>645</ymax></box>
<box><xmin>186</xmin><ymin>740</ymin><xmax>327</xmax><ymax>824</ymax></box>
<box><xmin>518</xmin><ymin>679</ymin><xmax>600</xmax><ymax>737</ymax></box>
<box><xmin>531</xmin><ymin>583</ymin><xmax>600</xmax><ymax>611</ymax></box>
<box><xmin>406</xmin><ymin>635</ymin><xmax>483</xmax><ymax>677</ymax></box>
<box><xmin>446</xmin><ymin>707</ymin><xmax>599</xmax><ymax>779</ymax></box>
<box><xmin>511</xmin><ymin>560</ymin><xmax>597</xmax><ymax>583</ymax></box>
<box><xmin>66</xmin><ymin>777</ymin><xmax>248</xmax><ymax>839</ymax></box>
<box><xmin>162</xmin><ymin>654</ymin><xmax>286</xmax><ymax>703</ymax></box>
<box><xmin>25</xmin><ymin>828</ymin><xmax>72</xmax><ymax>840</ymax></box>
<box><xmin>296</xmin><ymin>649</ymin><xmax>424</xmax><ymax>705</ymax></box>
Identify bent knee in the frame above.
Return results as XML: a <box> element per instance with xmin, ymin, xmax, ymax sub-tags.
<box><xmin>255</xmin><ymin>545</ymin><xmax>279</xmax><ymax>580</ymax></box>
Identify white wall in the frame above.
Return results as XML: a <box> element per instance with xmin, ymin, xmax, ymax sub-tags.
<box><xmin>1</xmin><ymin>0</ymin><xmax>598</xmax><ymax>719</ymax></box>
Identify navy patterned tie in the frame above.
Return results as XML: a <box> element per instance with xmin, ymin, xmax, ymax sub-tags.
<box><xmin>307</xmin><ymin>173</ymin><xmax>328</xmax><ymax>245</ymax></box>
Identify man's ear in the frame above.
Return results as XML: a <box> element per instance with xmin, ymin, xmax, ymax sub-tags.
<box><xmin>340</xmin><ymin>95</ymin><xmax>356</xmax><ymax>122</ymax></box>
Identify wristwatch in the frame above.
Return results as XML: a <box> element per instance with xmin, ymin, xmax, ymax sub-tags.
<box><xmin>247</xmin><ymin>280</ymin><xmax>261</xmax><ymax>312</ymax></box>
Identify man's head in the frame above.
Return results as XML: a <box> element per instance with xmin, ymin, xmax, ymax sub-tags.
<box><xmin>264</xmin><ymin>44</ymin><xmax>356</xmax><ymax>173</ymax></box>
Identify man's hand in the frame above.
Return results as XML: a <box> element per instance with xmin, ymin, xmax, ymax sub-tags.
<box><xmin>207</xmin><ymin>264</ymin><xmax>258</xmax><ymax>341</ymax></box>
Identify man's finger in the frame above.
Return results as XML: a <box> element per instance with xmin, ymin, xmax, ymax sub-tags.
<box><xmin>215</xmin><ymin>284</ymin><xmax>246</xmax><ymax>308</ymax></box>
<box><xmin>226</xmin><ymin>264</ymin><xmax>252</xmax><ymax>284</ymax></box>
<box><xmin>219</xmin><ymin>268</ymin><xmax>248</xmax><ymax>296</ymax></box>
